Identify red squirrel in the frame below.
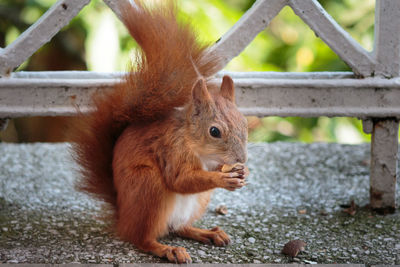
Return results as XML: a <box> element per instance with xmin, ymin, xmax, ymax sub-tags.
<box><xmin>72</xmin><ymin>0</ymin><xmax>249</xmax><ymax>263</ymax></box>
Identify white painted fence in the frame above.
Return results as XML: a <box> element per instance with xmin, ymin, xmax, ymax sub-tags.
<box><xmin>0</xmin><ymin>0</ymin><xmax>399</xmax><ymax>211</ymax></box>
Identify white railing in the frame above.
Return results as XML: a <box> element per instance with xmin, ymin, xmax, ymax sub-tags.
<box><xmin>0</xmin><ymin>0</ymin><xmax>399</xmax><ymax>212</ymax></box>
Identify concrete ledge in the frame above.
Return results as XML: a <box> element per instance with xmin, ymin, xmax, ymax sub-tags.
<box><xmin>0</xmin><ymin>264</ymin><xmax>398</xmax><ymax>267</ymax></box>
<box><xmin>0</xmin><ymin>143</ymin><xmax>399</xmax><ymax>264</ymax></box>
<box><xmin>0</xmin><ymin>265</ymin><xmax>112</xmax><ymax>267</ymax></box>
<box><xmin>0</xmin><ymin>264</ymin><xmax>372</xmax><ymax>267</ymax></box>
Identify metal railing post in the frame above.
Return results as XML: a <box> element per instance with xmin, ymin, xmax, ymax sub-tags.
<box><xmin>366</xmin><ymin>0</ymin><xmax>400</xmax><ymax>212</ymax></box>
<box><xmin>369</xmin><ymin>119</ymin><xmax>398</xmax><ymax>212</ymax></box>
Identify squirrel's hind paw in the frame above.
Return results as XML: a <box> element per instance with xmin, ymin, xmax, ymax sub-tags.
<box><xmin>178</xmin><ymin>226</ymin><xmax>231</xmax><ymax>247</ymax></box>
<box><xmin>165</xmin><ymin>246</ymin><xmax>192</xmax><ymax>264</ymax></box>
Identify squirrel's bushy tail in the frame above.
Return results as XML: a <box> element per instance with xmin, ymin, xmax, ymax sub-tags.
<box><xmin>71</xmin><ymin>0</ymin><xmax>221</xmax><ymax>208</ymax></box>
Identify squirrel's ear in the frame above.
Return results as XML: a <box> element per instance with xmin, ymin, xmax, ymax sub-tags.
<box><xmin>220</xmin><ymin>75</ymin><xmax>235</xmax><ymax>103</ymax></box>
<box><xmin>192</xmin><ymin>78</ymin><xmax>212</xmax><ymax>106</ymax></box>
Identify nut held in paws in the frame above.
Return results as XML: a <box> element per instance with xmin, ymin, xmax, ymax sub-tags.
<box><xmin>221</xmin><ymin>163</ymin><xmax>243</xmax><ymax>172</ymax></box>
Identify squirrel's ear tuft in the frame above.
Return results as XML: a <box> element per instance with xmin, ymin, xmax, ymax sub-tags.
<box><xmin>220</xmin><ymin>75</ymin><xmax>235</xmax><ymax>103</ymax></box>
<box><xmin>192</xmin><ymin>78</ymin><xmax>212</xmax><ymax>105</ymax></box>
<box><xmin>191</xmin><ymin>78</ymin><xmax>213</xmax><ymax>115</ymax></box>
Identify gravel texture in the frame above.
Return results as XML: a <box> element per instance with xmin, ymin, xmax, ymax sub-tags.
<box><xmin>0</xmin><ymin>142</ymin><xmax>399</xmax><ymax>264</ymax></box>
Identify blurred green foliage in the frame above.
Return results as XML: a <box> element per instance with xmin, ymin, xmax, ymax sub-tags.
<box><xmin>0</xmin><ymin>0</ymin><xmax>376</xmax><ymax>143</ymax></box>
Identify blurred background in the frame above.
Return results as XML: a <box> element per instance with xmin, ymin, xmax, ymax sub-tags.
<box><xmin>0</xmin><ymin>0</ymin><xmax>375</xmax><ymax>143</ymax></box>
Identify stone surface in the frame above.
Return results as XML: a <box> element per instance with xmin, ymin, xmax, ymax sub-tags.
<box><xmin>0</xmin><ymin>142</ymin><xmax>399</xmax><ymax>264</ymax></box>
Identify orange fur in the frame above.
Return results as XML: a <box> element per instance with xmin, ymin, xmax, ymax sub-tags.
<box><xmin>71</xmin><ymin>0</ymin><xmax>248</xmax><ymax>263</ymax></box>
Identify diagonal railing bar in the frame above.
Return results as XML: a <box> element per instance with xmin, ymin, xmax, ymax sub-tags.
<box><xmin>374</xmin><ymin>0</ymin><xmax>400</xmax><ymax>78</ymax></box>
<box><xmin>0</xmin><ymin>0</ymin><xmax>90</xmax><ymax>77</ymax></box>
<box><xmin>210</xmin><ymin>0</ymin><xmax>287</xmax><ymax>69</ymax></box>
<box><xmin>102</xmin><ymin>0</ymin><xmax>288</xmax><ymax>72</ymax></box>
<box><xmin>103</xmin><ymin>0</ymin><xmax>127</xmax><ymax>22</ymax></box>
<box><xmin>289</xmin><ymin>0</ymin><xmax>376</xmax><ymax>77</ymax></box>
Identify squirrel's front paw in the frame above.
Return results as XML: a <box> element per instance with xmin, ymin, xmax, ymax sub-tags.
<box><xmin>218</xmin><ymin>170</ymin><xmax>246</xmax><ymax>191</ymax></box>
<box><xmin>219</xmin><ymin>163</ymin><xmax>249</xmax><ymax>191</ymax></box>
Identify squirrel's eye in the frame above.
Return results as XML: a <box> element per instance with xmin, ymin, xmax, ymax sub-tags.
<box><xmin>209</xmin><ymin>126</ymin><xmax>221</xmax><ymax>138</ymax></box>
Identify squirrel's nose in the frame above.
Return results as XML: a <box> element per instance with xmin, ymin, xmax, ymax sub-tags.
<box><xmin>236</xmin><ymin>154</ymin><xmax>247</xmax><ymax>164</ymax></box>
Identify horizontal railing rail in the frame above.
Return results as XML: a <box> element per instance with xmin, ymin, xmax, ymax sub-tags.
<box><xmin>1</xmin><ymin>71</ymin><xmax>400</xmax><ymax>118</ymax></box>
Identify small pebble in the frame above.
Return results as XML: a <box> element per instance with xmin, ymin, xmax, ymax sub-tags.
<box><xmin>292</xmin><ymin>257</ymin><xmax>301</xmax><ymax>262</ymax></box>
<box><xmin>298</xmin><ymin>209</ymin><xmax>307</xmax><ymax>214</ymax></box>
<box><xmin>282</xmin><ymin>240</ymin><xmax>307</xmax><ymax>257</ymax></box>
<box><xmin>215</xmin><ymin>205</ymin><xmax>228</xmax><ymax>215</ymax></box>
<box><xmin>304</xmin><ymin>259</ymin><xmax>317</xmax><ymax>264</ymax></box>
<box><xmin>248</xmin><ymin>237</ymin><xmax>256</xmax><ymax>244</ymax></box>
